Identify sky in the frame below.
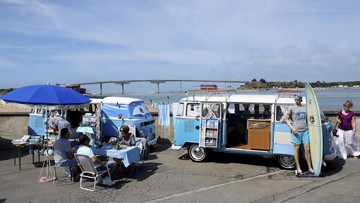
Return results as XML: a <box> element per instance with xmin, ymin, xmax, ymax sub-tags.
<box><xmin>1</xmin><ymin>0</ymin><xmax>360</xmax><ymax>93</ymax></box>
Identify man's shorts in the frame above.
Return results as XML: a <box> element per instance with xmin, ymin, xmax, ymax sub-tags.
<box><xmin>59</xmin><ymin>157</ymin><xmax>78</xmax><ymax>167</ymax></box>
<box><xmin>291</xmin><ymin>129</ymin><xmax>310</xmax><ymax>145</ymax></box>
<box><xmin>96</xmin><ymin>161</ymin><xmax>115</xmax><ymax>172</ymax></box>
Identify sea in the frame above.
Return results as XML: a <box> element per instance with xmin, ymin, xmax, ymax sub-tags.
<box><xmin>95</xmin><ymin>88</ymin><xmax>360</xmax><ymax>111</ymax></box>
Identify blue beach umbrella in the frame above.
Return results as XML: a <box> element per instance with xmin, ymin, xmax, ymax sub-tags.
<box><xmin>0</xmin><ymin>84</ymin><xmax>90</xmax><ymax>106</ymax></box>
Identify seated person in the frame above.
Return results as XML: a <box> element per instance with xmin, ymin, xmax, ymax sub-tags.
<box><xmin>77</xmin><ymin>134</ymin><xmax>117</xmax><ymax>186</ymax></box>
<box><xmin>53</xmin><ymin>128</ymin><xmax>80</xmax><ymax>181</ymax></box>
<box><xmin>119</xmin><ymin>125</ymin><xmax>136</xmax><ymax>146</ymax></box>
<box><xmin>119</xmin><ymin>125</ymin><xmax>138</xmax><ymax>173</ymax></box>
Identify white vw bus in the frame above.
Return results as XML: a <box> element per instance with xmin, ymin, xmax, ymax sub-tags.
<box><xmin>172</xmin><ymin>93</ymin><xmax>336</xmax><ymax>169</ymax></box>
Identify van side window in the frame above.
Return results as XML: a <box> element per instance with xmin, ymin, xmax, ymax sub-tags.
<box><xmin>262</xmin><ymin>105</ymin><xmax>271</xmax><ymax>119</ymax></box>
<box><xmin>202</xmin><ymin>103</ymin><xmax>220</xmax><ymax>119</ymax></box>
<box><xmin>242</xmin><ymin>104</ymin><xmax>251</xmax><ymax>118</ymax></box>
<box><xmin>275</xmin><ymin>105</ymin><xmax>289</xmax><ymax>122</ymax></box>
<box><xmin>226</xmin><ymin>103</ymin><xmax>235</xmax><ymax>114</ymax></box>
<box><xmin>186</xmin><ymin>103</ymin><xmax>200</xmax><ymax>117</ymax></box>
<box><xmin>176</xmin><ymin>103</ymin><xmax>184</xmax><ymax>116</ymax></box>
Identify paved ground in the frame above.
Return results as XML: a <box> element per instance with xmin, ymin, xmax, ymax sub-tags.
<box><xmin>1</xmin><ymin>136</ymin><xmax>360</xmax><ymax>203</ymax></box>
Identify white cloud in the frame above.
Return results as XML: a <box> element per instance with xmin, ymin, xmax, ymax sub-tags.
<box><xmin>0</xmin><ymin>0</ymin><xmax>360</xmax><ymax>89</ymax></box>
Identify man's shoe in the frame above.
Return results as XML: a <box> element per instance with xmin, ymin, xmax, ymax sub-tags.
<box><xmin>103</xmin><ymin>177</ymin><xmax>115</xmax><ymax>186</ymax></box>
<box><xmin>96</xmin><ymin>176</ymin><xmax>103</xmax><ymax>184</ymax></box>
<box><xmin>295</xmin><ymin>170</ymin><xmax>304</xmax><ymax>177</ymax></box>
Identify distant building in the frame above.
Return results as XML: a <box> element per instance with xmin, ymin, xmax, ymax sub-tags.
<box><xmin>200</xmin><ymin>84</ymin><xmax>218</xmax><ymax>90</ymax></box>
<box><xmin>58</xmin><ymin>84</ymin><xmax>87</xmax><ymax>94</ymax></box>
<box><xmin>189</xmin><ymin>84</ymin><xmax>235</xmax><ymax>93</ymax></box>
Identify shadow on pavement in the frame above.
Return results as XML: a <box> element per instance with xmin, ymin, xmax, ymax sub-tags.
<box><xmin>151</xmin><ymin>138</ymin><xmax>172</xmax><ymax>153</ymax></box>
<box><xmin>321</xmin><ymin>159</ymin><xmax>346</xmax><ymax>177</ymax></box>
<box><xmin>179</xmin><ymin>149</ymin><xmax>279</xmax><ymax>168</ymax></box>
<box><xmin>0</xmin><ymin>137</ymin><xmax>16</xmax><ymax>161</ymax></box>
<box><xmin>210</xmin><ymin>152</ymin><xmax>279</xmax><ymax>168</ymax></box>
<box><xmin>129</xmin><ymin>162</ymin><xmax>163</xmax><ymax>182</ymax></box>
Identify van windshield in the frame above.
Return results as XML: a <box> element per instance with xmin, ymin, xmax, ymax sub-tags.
<box><xmin>133</xmin><ymin>103</ymin><xmax>150</xmax><ymax>116</ymax></box>
<box><xmin>186</xmin><ymin>103</ymin><xmax>200</xmax><ymax>117</ymax></box>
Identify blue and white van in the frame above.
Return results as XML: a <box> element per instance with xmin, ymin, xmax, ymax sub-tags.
<box><xmin>89</xmin><ymin>96</ymin><xmax>157</xmax><ymax>146</ymax></box>
<box><xmin>172</xmin><ymin>93</ymin><xmax>336</xmax><ymax>169</ymax></box>
<box><xmin>28</xmin><ymin>96</ymin><xmax>157</xmax><ymax>146</ymax></box>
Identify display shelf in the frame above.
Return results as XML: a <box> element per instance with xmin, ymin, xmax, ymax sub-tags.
<box><xmin>203</xmin><ymin>119</ymin><xmax>219</xmax><ymax>148</ymax></box>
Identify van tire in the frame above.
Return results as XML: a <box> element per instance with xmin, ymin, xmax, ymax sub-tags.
<box><xmin>277</xmin><ymin>155</ymin><xmax>296</xmax><ymax>169</ymax></box>
<box><xmin>189</xmin><ymin>144</ymin><xmax>206</xmax><ymax>162</ymax></box>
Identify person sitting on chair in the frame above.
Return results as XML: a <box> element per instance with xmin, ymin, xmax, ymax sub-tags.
<box><xmin>77</xmin><ymin>134</ymin><xmax>117</xmax><ymax>186</ymax></box>
<box><xmin>119</xmin><ymin>125</ymin><xmax>137</xmax><ymax>173</ymax></box>
<box><xmin>53</xmin><ymin>128</ymin><xmax>80</xmax><ymax>181</ymax></box>
<box><xmin>119</xmin><ymin>125</ymin><xmax>136</xmax><ymax>146</ymax></box>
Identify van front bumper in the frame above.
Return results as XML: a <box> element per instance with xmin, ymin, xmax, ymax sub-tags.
<box><xmin>147</xmin><ymin>137</ymin><xmax>157</xmax><ymax>146</ymax></box>
<box><xmin>171</xmin><ymin>144</ymin><xmax>182</xmax><ymax>150</ymax></box>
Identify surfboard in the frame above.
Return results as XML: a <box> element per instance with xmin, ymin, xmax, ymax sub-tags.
<box><xmin>305</xmin><ymin>82</ymin><xmax>323</xmax><ymax>177</ymax></box>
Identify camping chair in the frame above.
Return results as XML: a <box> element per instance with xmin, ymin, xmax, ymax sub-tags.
<box><xmin>135</xmin><ymin>138</ymin><xmax>148</xmax><ymax>168</ymax></box>
<box><xmin>75</xmin><ymin>153</ymin><xmax>111</xmax><ymax>191</ymax></box>
<box><xmin>52</xmin><ymin>163</ymin><xmax>74</xmax><ymax>185</ymax></box>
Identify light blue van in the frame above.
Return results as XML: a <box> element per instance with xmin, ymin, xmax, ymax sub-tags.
<box><xmin>172</xmin><ymin>93</ymin><xmax>336</xmax><ymax>169</ymax></box>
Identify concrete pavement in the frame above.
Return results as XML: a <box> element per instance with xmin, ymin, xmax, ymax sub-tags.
<box><xmin>1</xmin><ymin>136</ymin><xmax>360</xmax><ymax>203</ymax></box>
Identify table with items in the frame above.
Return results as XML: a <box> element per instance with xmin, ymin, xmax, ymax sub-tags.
<box><xmin>12</xmin><ymin>136</ymin><xmax>43</xmax><ymax>171</ymax></box>
<box><xmin>91</xmin><ymin>146</ymin><xmax>140</xmax><ymax>167</ymax></box>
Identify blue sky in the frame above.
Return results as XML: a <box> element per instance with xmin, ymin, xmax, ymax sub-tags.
<box><xmin>1</xmin><ymin>0</ymin><xmax>360</xmax><ymax>93</ymax></box>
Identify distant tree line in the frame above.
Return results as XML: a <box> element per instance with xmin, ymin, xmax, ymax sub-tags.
<box><xmin>0</xmin><ymin>88</ymin><xmax>15</xmax><ymax>95</ymax></box>
<box><xmin>241</xmin><ymin>79</ymin><xmax>360</xmax><ymax>89</ymax></box>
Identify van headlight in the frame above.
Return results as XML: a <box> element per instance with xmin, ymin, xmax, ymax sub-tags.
<box><xmin>139</xmin><ymin>130</ymin><xmax>144</xmax><ymax>137</ymax></box>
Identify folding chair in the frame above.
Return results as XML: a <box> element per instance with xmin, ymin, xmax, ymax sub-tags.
<box><xmin>135</xmin><ymin>139</ymin><xmax>145</xmax><ymax>165</ymax></box>
<box><xmin>135</xmin><ymin>138</ymin><xmax>149</xmax><ymax>169</ymax></box>
<box><xmin>75</xmin><ymin>153</ymin><xmax>111</xmax><ymax>191</ymax></box>
<box><xmin>53</xmin><ymin>163</ymin><xmax>74</xmax><ymax>185</ymax></box>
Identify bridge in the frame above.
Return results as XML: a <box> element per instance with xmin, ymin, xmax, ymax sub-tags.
<box><xmin>71</xmin><ymin>79</ymin><xmax>248</xmax><ymax>94</ymax></box>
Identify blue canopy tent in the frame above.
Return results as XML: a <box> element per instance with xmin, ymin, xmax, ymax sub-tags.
<box><xmin>0</xmin><ymin>84</ymin><xmax>90</xmax><ymax>107</ymax></box>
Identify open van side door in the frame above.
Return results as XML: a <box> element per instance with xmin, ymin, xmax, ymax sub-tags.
<box><xmin>199</xmin><ymin>103</ymin><xmax>222</xmax><ymax>148</ymax></box>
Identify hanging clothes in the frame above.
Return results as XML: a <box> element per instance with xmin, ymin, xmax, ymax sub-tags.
<box><xmin>158</xmin><ymin>103</ymin><xmax>170</xmax><ymax>126</ymax></box>
<box><xmin>171</xmin><ymin>102</ymin><xmax>180</xmax><ymax>127</ymax></box>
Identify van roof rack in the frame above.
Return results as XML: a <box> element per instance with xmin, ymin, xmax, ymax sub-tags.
<box><xmin>276</xmin><ymin>89</ymin><xmax>302</xmax><ymax>98</ymax></box>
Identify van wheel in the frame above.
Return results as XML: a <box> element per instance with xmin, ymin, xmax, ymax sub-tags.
<box><xmin>188</xmin><ymin>144</ymin><xmax>206</xmax><ymax>162</ymax></box>
<box><xmin>278</xmin><ymin>155</ymin><xmax>295</xmax><ymax>169</ymax></box>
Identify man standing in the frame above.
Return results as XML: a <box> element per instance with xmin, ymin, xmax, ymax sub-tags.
<box><xmin>285</xmin><ymin>95</ymin><xmax>314</xmax><ymax>177</ymax></box>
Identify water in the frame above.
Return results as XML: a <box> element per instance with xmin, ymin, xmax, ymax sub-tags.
<box><xmin>97</xmin><ymin>88</ymin><xmax>360</xmax><ymax>111</ymax></box>
<box><xmin>315</xmin><ymin>88</ymin><xmax>360</xmax><ymax>111</ymax></box>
